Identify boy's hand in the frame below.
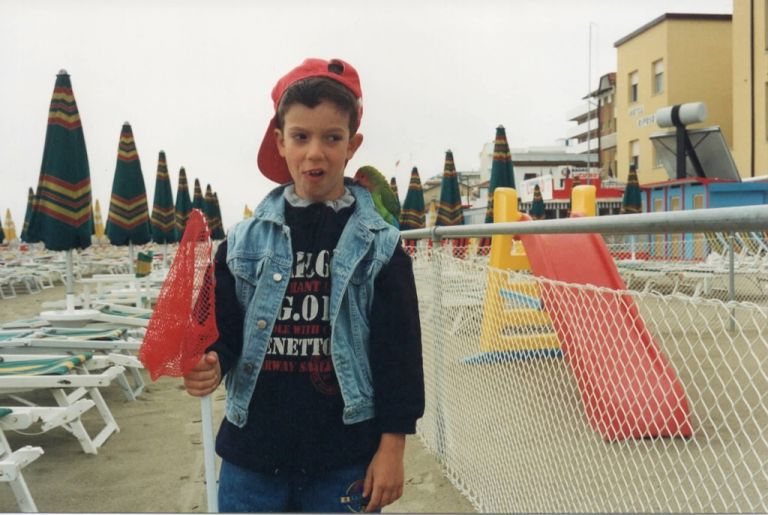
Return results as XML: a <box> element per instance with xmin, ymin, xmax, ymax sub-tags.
<box><xmin>363</xmin><ymin>433</ymin><xmax>406</xmax><ymax>512</ymax></box>
<box><xmin>183</xmin><ymin>351</ymin><xmax>221</xmax><ymax>397</ymax></box>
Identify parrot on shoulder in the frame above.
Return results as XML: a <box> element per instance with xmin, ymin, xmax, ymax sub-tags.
<box><xmin>353</xmin><ymin>165</ymin><xmax>401</xmax><ymax>228</ymax></box>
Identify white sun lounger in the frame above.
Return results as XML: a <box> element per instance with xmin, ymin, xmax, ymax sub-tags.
<box><xmin>0</xmin><ymin>354</ymin><xmax>125</xmax><ymax>455</ymax></box>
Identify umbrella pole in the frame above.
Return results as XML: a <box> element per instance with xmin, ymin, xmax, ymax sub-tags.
<box><xmin>65</xmin><ymin>249</ymin><xmax>76</xmax><ymax>312</ymax></box>
<box><xmin>201</xmin><ymin>394</ymin><xmax>218</xmax><ymax>512</ymax></box>
<box><xmin>164</xmin><ymin>242</ymin><xmax>168</xmax><ymax>268</ymax></box>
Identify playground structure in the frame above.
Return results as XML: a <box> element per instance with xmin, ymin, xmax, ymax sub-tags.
<box><xmin>476</xmin><ymin>185</ymin><xmax>692</xmax><ymax>441</ymax></box>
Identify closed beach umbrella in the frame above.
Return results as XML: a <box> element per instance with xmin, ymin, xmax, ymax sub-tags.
<box><xmin>243</xmin><ymin>204</ymin><xmax>253</xmax><ymax>219</ymax></box>
<box><xmin>27</xmin><ymin>70</ymin><xmax>93</xmax><ymax>310</ymax></box>
<box><xmin>93</xmin><ymin>199</ymin><xmax>105</xmax><ymax>241</ymax></box>
<box><xmin>3</xmin><ymin>209</ymin><xmax>17</xmax><ymax>244</ymax></box>
<box><xmin>105</xmin><ymin>122</ymin><xmax>151</xmax><ymax>246</ymax></box>
<box><xmin>479</xmin><ymin>125</ymin><xmax>516</xmax><ymax>253</ymax></box>
<box><xmin>529</xmin><ymin>184</ymin><xmax>546</xmax><ymax>220</ymax></box>
<box><xmin>389</xmin><ymin>177</ymin><xmax>401</xmax><ymax>209</ymax></box>
<box><xmin>150</xmin><ymin>150</ymin><xmax>179</xmax><ymax>244</ymax></box>
<box><xmin>399</xmin><ymin>166</ymin><xmax>426</xmax><ymax>253</ymax></box>
<box><xmin>203</xmin><ymin>184</ymin><xmax>216</xmax><ymax>230</ymax></box>
<box><xmin>192</xmin><ymin>178</ymin><xmax>205</xmax><ymax>212</ymax></box>
<box><xmin>174</xmin><ymin>166</ymin><xmax>192</xmax><ymax>237</ymax></box>
<box><xmin>28</xmin><ymin>70</ymin><xmax>92</xmax><ymax>252</ymax></box>
<box><xmin>0</xmin><ymin>220</ymin><xmax>4</xmax><ymax>244</ymax></box>
<box><xmin>210</xmin><ymin>192</ymin><xmax>226</xmax><ymax>240</ymax></box>
<box><xmin>399</xmin><ymin>166</ymin><xmax>426</xmax><ymax>230</ymax></box>
<box><xmin>436</xmin><ymin>150</ymin><xmax>467</xmax><ymax>257</ymax></box>
<box><xmin>620</xmin><ymin>165</ymin><xmax>642</xmax><ymax>214</ymax></box>
<box><xmin>20</xmin><ymin>187</ymin><xmax>40</xmax><ymax>243</ymax></box>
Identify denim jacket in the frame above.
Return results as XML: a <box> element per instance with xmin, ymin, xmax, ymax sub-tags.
<box><xmin>223</xmin><ymin>183</ymin><xmax>400</xmax><ymax>428</ymax></box>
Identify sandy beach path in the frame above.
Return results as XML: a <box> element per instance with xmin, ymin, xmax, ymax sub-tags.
<box><xmin>0</xmin><ymin>285</ymin><xmax>474</xmax><ymax>513</ymax></box>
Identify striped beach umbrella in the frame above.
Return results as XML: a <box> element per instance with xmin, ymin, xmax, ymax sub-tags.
<box><xmin>203</xmin><ymin>184</ymin><xmax>216</xmax><ymax>230</ymax></box>
<box><xmin>479</xmin><ymin>125</ymin><xmax>516</xmax><ymax>252</ymax></box>
<box><xmin>105</xmin><ymin>122</ymin><xmax>151</xmax><ymax>246</ymax></box>
<box><xmin>436</xmin><ymin>150</ymin><xmax>464</xmax><ymax>227</ymax></box>
<box><xmin>399</xmin><ymin>166</ymin><xmax>425</xmax><ymax>230</ymax></box>
<box><xmin>529</xmin><ymin>184</ymin><xmax>546</xmax><ymax>220</ymax></box>
<box><xmin>211</xmin><ymin>192</ymin><xmax>226</xmax><ymax>240</ymax></box>
<box><xmin>389</xmin><ymin>177</ymin><xmax>401</xmax><ymax>207</ymax></box>
<box><xmin>150</xmin><ymin>151</ymin><xmax>179</xmax><ymax>244</ymax></box>
<box><xmin>436</xmin><ymin>150</ymin><xmax>467</xmax><ymax>257</ymax></box>
<box><xmin>174</xmin><ymin>167</ymin><xmax>192</xmax><ymax>237</ymax></box>
<box><xmin>28</xmin><ymin>70</ymin><xmax>92</xmax><ymax>251</ymax></box>
<box><xmin>192</xmin><ymin>178</ymin><xmax>205</xmax><ymax>212</ymax></box>
<box><xmin>20</xmin><ymin>187</ymin><xmax>40</xmax><ymax>243</ymax></box>
<box><xmin>620</xmin><ymin>165</ymin><xmax>642</xmax><ymax>214</ymax></box>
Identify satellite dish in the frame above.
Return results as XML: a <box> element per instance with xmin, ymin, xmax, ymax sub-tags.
<box><xmin>649</xmin><ymin>126</ymin><xmax>741</xmax><ymax>182</ymax></box>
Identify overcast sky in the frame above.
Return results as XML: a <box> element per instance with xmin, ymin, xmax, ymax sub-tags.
<box><xmin>1</xmin><ymin>0</ymin><xmax>732</xmax><ymax>235</ymax></box>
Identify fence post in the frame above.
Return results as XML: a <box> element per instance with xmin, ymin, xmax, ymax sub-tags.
<box><xmin>430</xmin><ymin>228</ymin><xmax>447</xmax><ymax>461</ymax></box>
<box><xmin>729</xmin><ymin>231</ymin><xmax>736</xmax><ymax>331</ymax></box>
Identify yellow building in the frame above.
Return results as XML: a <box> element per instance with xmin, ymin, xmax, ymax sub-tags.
<box><xmin>732</xmin><ymin>0</ymin><xmax>768</xmax><ymax>177</ymax></box>
<box><xmin>614</xmin><ymin>13</ymin><xmax>733</xmax><ymax>183</ymax></box>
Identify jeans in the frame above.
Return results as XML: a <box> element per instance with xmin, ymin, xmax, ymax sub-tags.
<box><xmin>218</xmin><ymin>459</ymin><xmax>379</xmax><ymax>513</ymax></box>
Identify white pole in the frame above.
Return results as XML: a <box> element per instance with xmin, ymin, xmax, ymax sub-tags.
<box><xmin>200</xmin><ymin>395</ymin><xmax>218</xmax><ymax>512</ymax></box>
<box><xmin>65</xmin><ymin>249</ymin><xmax>76</xmax><ymax>312</ymax></box>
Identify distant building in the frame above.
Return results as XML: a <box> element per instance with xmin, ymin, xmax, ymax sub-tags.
<box><xmin>732</xmin><ymin>0</ymin><xmax>768</xmax><ymax>177</ymax></box>
<box><xmin>614</xmin><ymin>13</ymin><xmax>733</xmax><ymax>183</ymax></box>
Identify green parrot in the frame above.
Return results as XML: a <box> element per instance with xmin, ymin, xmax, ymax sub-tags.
<box><xmin>353</xmin><ymin>165</ymin><xmax>401</xmax><ymax>228</ymax></box>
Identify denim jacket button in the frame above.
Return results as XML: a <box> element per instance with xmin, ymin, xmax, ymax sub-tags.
<box><xmin>243</xmin><ymin>362</ymin><xmax>254</xmax><ymax>373</ymax></box>
<box><xmin>273</xmin><ymin>273</ymin><xmax>283</xmax><ymax>282</ymax></box>
<box><xmin>257</xmin><ymin>319</ymin><xmax>267</xmax><ymax>329</ymax></box>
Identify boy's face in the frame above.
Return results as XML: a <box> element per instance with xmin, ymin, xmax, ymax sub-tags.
<box><xmin>274</xmin><ymin>100</ymin><xmax>363</xmax><ymax>202</ymax></box>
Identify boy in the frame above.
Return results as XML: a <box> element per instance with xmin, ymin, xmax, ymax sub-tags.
<box><xmin>183</xmin><ymin>57</ymin><xmax>425</xmax><ymax>513</ymax></box>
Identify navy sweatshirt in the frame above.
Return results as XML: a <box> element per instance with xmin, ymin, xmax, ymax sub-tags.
<box><xmin>209</xmin><ymin>200</ymin><xmax>424</xmax><ymax>474</ymax></box>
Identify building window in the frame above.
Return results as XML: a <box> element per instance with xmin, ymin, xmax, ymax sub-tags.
<box><xmin>629</xmin><ymin>71</ymin><xmax>639</xmax><ymax>103</ymax></box>
<box><xmin>630</xmin><ymin>139</ymin><xmax>640</xmax><ymax>171</ymax></box>
<box><xmin>653</xmin><ymin>146</ymin><xmax>663</xmax><ymax>169</ymax></box>
<box><xmin>653</xmin><ymin>60</ymin><xmax>664</xmax><ymax>94</ymax></box>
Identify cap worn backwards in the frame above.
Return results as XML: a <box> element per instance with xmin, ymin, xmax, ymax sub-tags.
<box><xmin>257</xmin><ymin>58</ymin><xmax>363</xmax><ymax>184</ymax></box>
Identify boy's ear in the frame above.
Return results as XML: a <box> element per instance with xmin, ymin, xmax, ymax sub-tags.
<box><xmin>346</xmin><ymin>133</ymin><xmax>364</xmax><ymax>160</ymax></box>
<box><xmin>274</xmin><ymin>128</ymin><xmax>286</xmax><ymax>157</ymax></box>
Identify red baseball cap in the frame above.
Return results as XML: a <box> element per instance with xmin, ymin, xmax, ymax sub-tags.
<box><xmin>257</xmin><ymin>58</ymin><xmax>364</xmax><ymax>184</ymax></box>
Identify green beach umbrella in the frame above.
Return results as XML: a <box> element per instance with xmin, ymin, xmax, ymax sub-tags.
<box><xmin>174</xmin><ymin>166</ymin><xmax>192</xmax><ymax>237</ymax></box>
<box><xmin>20</xmin><ymin>187</ymin><xmax>40</xmax><ymax>243</ymax></box>
<box><xmin>203</xmin><ymin>184</ymin><xmax>216</xmax><ymax>230</ymax></box>
<box><xmin>479</xmin><ymin>125</ymin><xmax>516</xmax><ymax>252</ymax></box>
<box><xmin>389</xmin><ymin>177</ymin><xmax>401</xmax><ymax>208</ymax></box>
<box><xmin>399</xmin><ymin>166</ymin><xmax>426</xmax><ymax>230</ymax></box>
<box><xmin>436</xmin><ymin>150</ymin><xmax>467</xmax><ymax>257</ymax></box>
<box><xmin>620</xmin><ymin>165</ymin><xmax>642</xmax><ymax>214</ymax></box>
<box><xmin>192</xmin><ymin>178</ymin><xmax>205</xmax><ymax>212</ymax></box>
<box><xmin>529</xmin><ymin>184</ymin><xmax>546</xmax><ymax>220</ymax></box>
<box><xmin>105</xmin><ymin>122</ymin><xmax>151</xmax><ymax>246</ymax></box>
<box><xmin>28</xmin><ymin>70</ymin><xmax>92</xmax><ymax>251</ymax></box>
<box><xmin>150</xmin><ymin>150</ymin><xmax>179</xmax><ymax>244</ymax></box>
<box><xmin>436</xmin><ymin>150</ymin><xmax>464</xmax><ymax>227</ymax></box>
<box><xmin>210</xmin><ymin>192</ymin><xmax>226</xmax><ymax>240</ymax></box>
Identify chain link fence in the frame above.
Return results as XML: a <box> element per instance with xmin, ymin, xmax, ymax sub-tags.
<box><xmin>408</xmin><ymin>228</ymin><xmax>767</xmax><ymax>513</ymax></box>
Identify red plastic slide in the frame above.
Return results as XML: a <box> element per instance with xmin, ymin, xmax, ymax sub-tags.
<box><xmin>520</xmin><ymin>231</ymin><xmax>693</xmax><ymax>441</ymax></box>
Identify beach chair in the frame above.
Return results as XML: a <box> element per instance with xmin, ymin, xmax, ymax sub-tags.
<box><xmin>0</xmin><ymin>353</ymin><xmax>125</xmax><ymax>454</ymax></box>
<box><xmin>0</xmin><ymin>408</ymin><xmax>44</xmax><ymax>512</ymax></box>
<box><xmin>0</xmin><ymin>329</ymin><xmax>144</xmax><ymax>401</ymax></box>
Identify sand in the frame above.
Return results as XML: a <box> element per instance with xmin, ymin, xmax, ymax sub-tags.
<box><xmin>0</xmin><ymin>285</ymin><xmax>475</xmax><ymax>513</ymax></box>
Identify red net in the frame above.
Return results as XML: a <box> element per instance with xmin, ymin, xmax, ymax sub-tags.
<box><xmin>139</xmin><ymin>209</ymin><xmax>219</xmax><ymax>380</ymax></box>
